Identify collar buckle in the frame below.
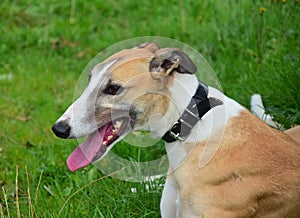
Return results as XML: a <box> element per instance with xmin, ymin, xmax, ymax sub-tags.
<box><xmin>168</xmin><ymin>121</ymin><xmax>188</xmax><ymax>141</ymax></box>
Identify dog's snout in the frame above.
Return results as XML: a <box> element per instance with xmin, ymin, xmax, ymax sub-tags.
<box><xmin>52</xmin><ymin>121</ymin><xmax>71</xmax><ymax>139</ymax></box>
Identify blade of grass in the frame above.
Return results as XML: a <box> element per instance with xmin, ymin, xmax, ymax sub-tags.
<box><xmin>15</xmin><ymin>166</ymin><xmax>20</xmax><ymax>218</ymax></box>
<box><xmin>25</xmin><ymin>166</ymin><xmax>34</xmax><ymax>217</ymax></box>
<box><xmin>33</xmin><ymin>170</ymin><xmax>43</xmax><ymax>217</ymax></box>
<box><xmin>69</xmin><ymin>0</ymin><xmax>76</xmax><ymax>23</ymax></box>
<box><xmin>2</xmin><ymin>186</ymin><xmax>10</xmax><ymax>218</ymax></box>
<box><xmin>0</xmin><ymin>202</ymin><xmax>4</xmax><ymax>218</ymax></box>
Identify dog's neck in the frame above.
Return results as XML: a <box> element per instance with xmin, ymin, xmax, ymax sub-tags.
<box><xmin>168</xmin><ymin>73</ymin><xmax>200</xmax><ymax>119</ymax></box>
<box><xmin>151</xmin><ymin>73</ymin><xmax>211</xmax><ymax>138</ymax></box>
<box><xmin>151</xmin><ymin>73</ymin><xmax>244</xmax><ymax>170</ymax></box>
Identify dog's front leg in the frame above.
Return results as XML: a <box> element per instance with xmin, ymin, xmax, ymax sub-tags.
<box><xmin>160</xmin><ymin>172</ymin><xmax>178</xmax><ymax>218</ymax></box>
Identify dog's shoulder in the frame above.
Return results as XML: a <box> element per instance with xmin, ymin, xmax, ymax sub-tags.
<box><xmin>173</xmin><ymin>109</ymin><xmax>300</xmax><ymax>217</ymax></box>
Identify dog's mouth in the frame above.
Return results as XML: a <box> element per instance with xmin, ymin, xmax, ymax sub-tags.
<box><xmin>67</xmin><ymin>118</ymin><xmax>130</xmax><ymax>172</ymax></box>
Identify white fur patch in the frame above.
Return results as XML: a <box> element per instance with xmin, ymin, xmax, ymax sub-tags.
<box><xmin>56</xmin><ymin>60</ymin><xmax>117</xmax><ymax>138</ymax></box>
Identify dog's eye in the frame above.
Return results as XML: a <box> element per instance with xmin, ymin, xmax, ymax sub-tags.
<box><xmin>104</xmin><ymin>84</ymin><xmax>123</xmax><ymax>95</ymax></box>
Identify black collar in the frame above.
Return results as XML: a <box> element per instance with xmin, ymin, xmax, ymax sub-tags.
<box><xmin>162</xmin><ymin>81</ymin><xmax>223</xmax><ymax>143</ymax></box>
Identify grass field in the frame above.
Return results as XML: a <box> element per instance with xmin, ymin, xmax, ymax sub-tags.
<box><xmin>0</xmin><ymin>0</ymin><xmax>299</xmax><ymax>217</ymax></box>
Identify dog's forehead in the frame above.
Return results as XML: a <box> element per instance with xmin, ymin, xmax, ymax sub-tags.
<box><xmin>108</xmin><ymin>47</ymin><xmax>154</xmax><ymax>60</ymax></box>
<box><xmin>103</xmin><ymin>48</ymin><xmax>155</xmax><ymax>82</ymax></box>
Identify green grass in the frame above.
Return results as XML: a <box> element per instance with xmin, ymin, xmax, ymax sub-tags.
<box><xmin>0</xmin><ymin>0</ymin><xmax>299</xmax><ymax>217</ymax></box>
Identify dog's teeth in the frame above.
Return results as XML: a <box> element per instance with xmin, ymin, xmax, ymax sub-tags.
<box><xmin>112</xmin><ymin>129</ymin><xmax>117</xmax><ymax>135</ymax></box>
<box><xmin>107</xmin><ymin>135</ymin><xmax>113</xmax><ymax>141</ymax></box>
<box><xmin>102</xmin><ymin>141</ymin><xmax>108</xmax><ymax>145</ymax></box>
<box><xmin>114</xmin><ymin>121</ymin><xmax>122</xmax><ymax>129</ymax></box>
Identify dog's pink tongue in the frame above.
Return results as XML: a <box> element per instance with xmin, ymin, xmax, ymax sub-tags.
<box><xmin>67</xmin><ymin>131</ymin><xmax>103</xmax><ymax>172</ymax></box>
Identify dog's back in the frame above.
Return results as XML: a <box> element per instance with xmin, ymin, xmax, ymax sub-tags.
<box><xmin>285</xmin><ymin>126</ymin><xmax>300</xmax><ymax>144</ymax></box>
<box><xmin>174</xmin><ymin>110</ymin><xmax>300</xmax><ymax>217</ymax></box>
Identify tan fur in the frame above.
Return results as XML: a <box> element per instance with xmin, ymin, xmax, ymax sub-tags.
<box><xmin>105</xmin><ymin>49</ymin><xmax>171</xmax><ymax>126</ymax></box>
<box><xmin>173</xmin><ymin>110</ymin><xmax>300</xmax><ymax>217</ymax></box>
<box><xmin>285</xmin><ymin>126</ymin><xmax>300</xmax><ymax>143</ymax></box>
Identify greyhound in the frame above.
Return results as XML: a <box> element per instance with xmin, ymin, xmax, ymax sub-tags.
<box><xmin>52</xmin><ymin>42</ymin><xmax>300</xmax><ymax>217</ymax></box>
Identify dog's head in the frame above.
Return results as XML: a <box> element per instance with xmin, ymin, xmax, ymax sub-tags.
<box><xmin>52</xmin><ymin>42</ymin><xmax>197</xmax><ymax>171</ymax></box>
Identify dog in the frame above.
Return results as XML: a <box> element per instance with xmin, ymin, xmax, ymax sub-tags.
<box><xmin>52</xmin><ymin>42</ymin><xmax>300</xmax><ymax>217</ymax></box>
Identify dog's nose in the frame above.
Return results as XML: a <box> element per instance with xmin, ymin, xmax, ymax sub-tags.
<box><xmin>52</xmin><ymin>121</ymin><xmax>71</xmax><ymax>139</ymax></box>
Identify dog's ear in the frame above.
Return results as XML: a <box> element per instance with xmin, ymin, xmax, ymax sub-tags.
<box><xmin>149</xmin><ymin>48</ymin><xmax>197</xmax><ymax>75</ymax></box>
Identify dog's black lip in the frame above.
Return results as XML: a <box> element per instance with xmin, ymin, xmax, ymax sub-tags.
<box><xmin>129</xmin><ymin>106</ymin><xmax>138</xmax><ymax>128</ymax></box>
